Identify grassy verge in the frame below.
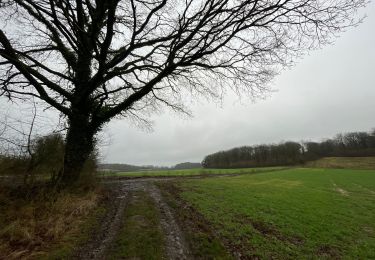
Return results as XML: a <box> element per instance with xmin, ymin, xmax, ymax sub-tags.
<box><xmin>0</xmin><ymin>185</ymin><xmax>106</xmax><ymax>259</ymax></box>
<box><xmin>108</xmin><ymin>190</ymin><xmax>165</xmax><ymax>259</ymax></box>
<box><xmin>304</xmin><ymin>156</ymin><xmax>375</xmax><ymax>169</ymax></box>
<box><xmin>164</xmin><ymin>168</ymin><xmax>375</xmax><ymax>259</ymax></box>
<box><xmin>159</xmin><ymin>182</ymin><xmax>232</xmax><ymax>259</ymax></box>
<box><xmin>100</xmin><ymin>166</ymin><xmax>286</xmax><ymax>178</ymax></box>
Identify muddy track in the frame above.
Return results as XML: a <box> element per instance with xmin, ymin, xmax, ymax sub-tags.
<box><xmin>148</xmin><ymin>184</ymin><xmax>191</xmax><ymax>259</ymax></box>
<box><xmin>75</xmin><ymin>179</ymin><xmax>191</xmax><ymax>259</ymax></box>
<box><xmin>75</xmin><ymin>169</ymin><xmax>292</xmax><ymax>259</ymax></box>
<box><xmin>74</xmin><ymin>182</ymin><xmax>129</xmax><ymax>259</ymax></box>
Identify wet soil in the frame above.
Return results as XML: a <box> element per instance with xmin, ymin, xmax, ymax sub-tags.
<box><xmin>75</xmin><ymin>178</ymin><xmax>191</xmax><ymax>259</ymax></box>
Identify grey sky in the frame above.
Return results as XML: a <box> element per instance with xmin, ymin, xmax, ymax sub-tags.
<box><xmin>1</xmin><ymin>2</ymin><xmax>372</xmax><ymax>166</ymax></box>
<box><xmin>101</xmin><ymin>2</ymin><xmax>375</xmax><ymax>166</ymax></box>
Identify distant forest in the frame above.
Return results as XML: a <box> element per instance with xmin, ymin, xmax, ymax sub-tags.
<box><xmin>202</xmin><ymin>129</ymin><xmax>375</xmax><ymax>168</ymax></box>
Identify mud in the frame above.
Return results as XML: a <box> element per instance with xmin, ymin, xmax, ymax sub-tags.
<box><xmin>75</xmin><ymin>178</ymin><xmax>191</xmax><ymax>259</ymax></box>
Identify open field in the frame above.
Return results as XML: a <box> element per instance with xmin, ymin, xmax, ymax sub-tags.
<box><xmin>305</xmin><ymin>156</ymin><xmax>375</xmax><ymax>170</ymax></box>
<box><xmin>161</xmin><ymin>168</ymin><xmax>375</xmax><ymax>259</ymax></box>
<box><xmin>99</xmin><ymin>166</ymin><xmax>286</xmax><ymax>178</ymax></box>
<box><xmin>2</xmin><ymin>166</ymin><xmax>375</xmax><ymax>259</ymax></box>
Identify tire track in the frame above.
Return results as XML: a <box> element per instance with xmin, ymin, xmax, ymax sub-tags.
<box><xmin>76</xmin><ymin>179</ymin><xmax>191</xmax><ymax>259</ymax></box>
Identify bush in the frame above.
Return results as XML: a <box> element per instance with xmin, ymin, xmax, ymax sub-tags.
<box><xmin>32</xmin><ymin>133</ymin><xmax>65</xmax><ymax>177</ymax></box>
<box><xmin>0</xmin><ymin>133</ymin><xmax>99</xmax><ymax>187</ymax></box>
<box><xmin>0</xmin><ymin>156</ymin><xmax>29</xmax><ymax>176</ymax></box>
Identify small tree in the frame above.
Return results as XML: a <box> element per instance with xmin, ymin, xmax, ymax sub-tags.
<box><xmin>0</xmin><ymin>0</ymin><xmax>367</xmax><ymax>185</ymax></box>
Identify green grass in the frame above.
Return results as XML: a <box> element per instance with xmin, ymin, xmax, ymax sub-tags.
<box><xmin>160</xmin><ymin>183</ymin><xmax>233</xmax><ymax>259</ymax></box>
<box><xmin>163</xmin><ymin>168</ymin><xmax>375</xmax><ymax>259</ymax></box>
<box><xmin>100</xmin><ymin>166</ymin><xmax>286</xmax><ymax>178</ymax></box>
<box><xmin>305</xmin><ymin>156</ymin><xmax>375</xmax><ymax>170</ymax></box>
<box><xmin>108</xmin><ymin>190</ymin><xmax>165</xmax><ymax>259</ymax></box>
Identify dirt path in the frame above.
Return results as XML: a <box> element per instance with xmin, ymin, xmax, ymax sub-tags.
<box><xmin>76</xmin><ymin>179</ymin><xmax>191</xmax><ymax>259</ymax></box>
<box><xmin>76</xmin><ymin>170</ymin><xmax>286</xmax><ymax>259</ymax></box>
<box><xmin>148</xmin><ymin>183</ymin><xmax>191</xmax><ymax>259</ymax></box>
<box><xmin>75</xmin><ymin>182</ymin><xmax>129</xmax><ymax>259</ymax></box>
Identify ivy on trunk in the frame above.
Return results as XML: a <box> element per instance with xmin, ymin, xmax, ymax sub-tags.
<box><xmin>62</xmin><ymin>116</ymin><xmax>96</xmax><ymax>185</ymax></box>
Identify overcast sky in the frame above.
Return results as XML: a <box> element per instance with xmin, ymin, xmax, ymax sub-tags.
<box><xmin>100</xmin><ymin>2</ymin><xmax>375</xmax><ymax>166</ymax></box>
<box><xmin>2</xmin><ymin>3</ymin><xmax>372</xmax><ymax>166</ymax></box>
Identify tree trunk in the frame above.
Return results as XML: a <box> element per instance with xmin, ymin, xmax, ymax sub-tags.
<box><xmin>60</xmin><ymin>116</ymin><xmax>95</xmax><ymax>186</ymax></box>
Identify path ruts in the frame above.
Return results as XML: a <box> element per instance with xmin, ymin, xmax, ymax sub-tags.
<box><xmin>75</xmin><ymin>179</ymin><xmax>191</xmax><ymax>259</ymax></box>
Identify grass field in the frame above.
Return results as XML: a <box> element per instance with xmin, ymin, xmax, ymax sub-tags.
<box><xmin>161</xmin><ymin>168</ymin><xmax>375</xmax><ymax>259</ymax></box>
<box><xmin>305</xmin><ymin>156</ymin><xmax>375</xmax><ymax>170</ymax></box>
<box><xmin>100</xmin><ymin>166</ymin><xmax>286</xmax><ymax>178</ymax></box>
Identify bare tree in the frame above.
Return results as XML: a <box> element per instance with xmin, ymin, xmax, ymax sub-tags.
<box><xmin>0</xmin><ymin>104</ymin><xmax>35</xmax><ymax>156</ymax></box>
<box><xmin>0</xmin><ymin>0</ymin><xmax>367</xmax><ymax>185</ymax></box>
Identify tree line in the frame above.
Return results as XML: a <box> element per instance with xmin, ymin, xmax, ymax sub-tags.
<box><xmin>202</xmin><ymin>129</ymin><xmax>375</xmax><ymax>168</ymax></box>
